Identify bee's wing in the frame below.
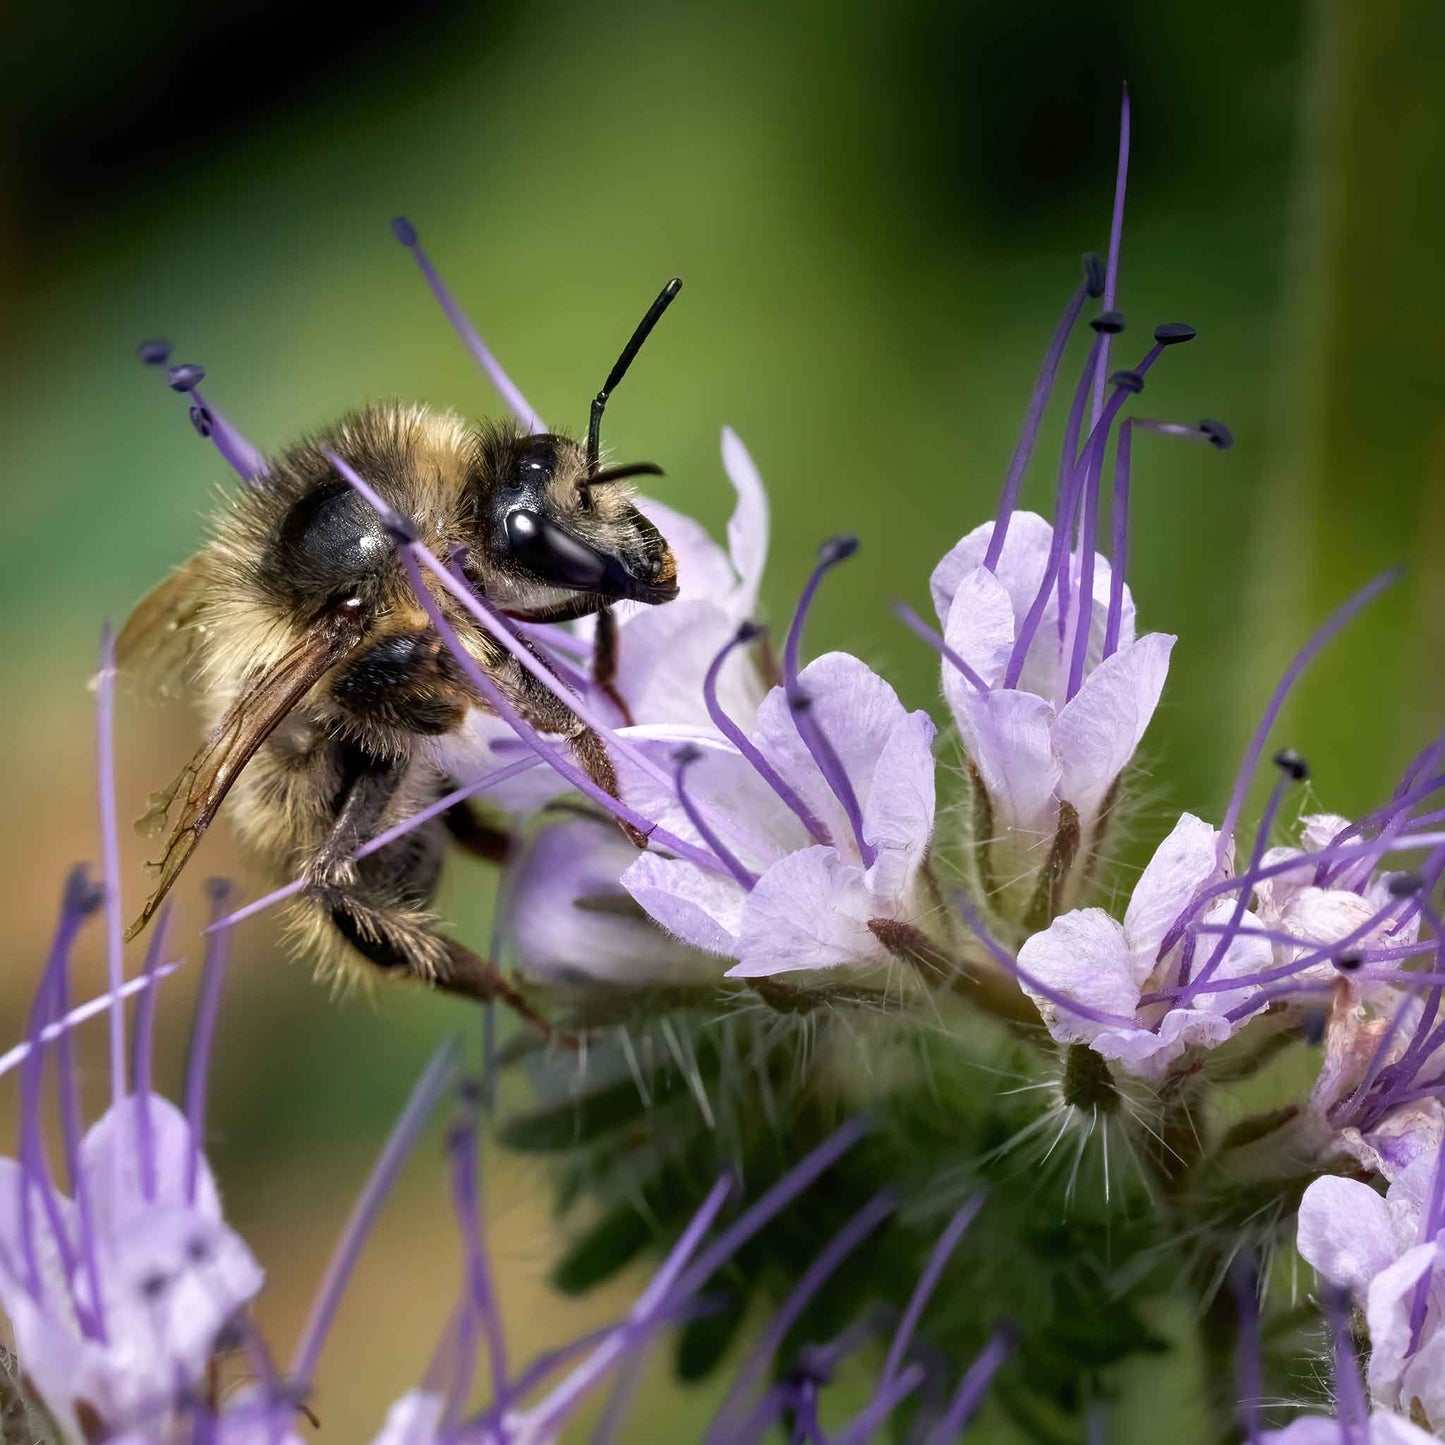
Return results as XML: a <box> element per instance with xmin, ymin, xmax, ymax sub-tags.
<box><xmin>126</xmin><ymin>618</ymin><xmax>362</xmax><ymax>940</ymax></box>
<box><xmin>117</xmin><ymin>555</ymin><xmax>211</xmax><ymax>699</ymax></box>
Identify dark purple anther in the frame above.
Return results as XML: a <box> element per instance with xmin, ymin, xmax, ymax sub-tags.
<box><xmin>1090</xmin><ymin>311</ymin><xmax>1127</xmax><ymax>335</ymax></box>
<box><xmin>1388</xmin><ymin>873</ymin><xmax>1425</xmax><ymax>897</ymax></box>
<box><xmin>819</xmin><ymin>534</ymin><xmax>860</xmax><ymax>566</ymax></box>
<box><xmin>1334</xmin><ymin>952</ymin><xmax>1364</xmax><ymax>972</ymax></box>
<box><xmin>166</xmin><ymin>363</ymin><xmax>205</xmax><ymax>393</ymax></box>
<box><xmin>391</xmin><ymin>215</ymin><xmax>419</xmax><ymax>247</ymax></box>
<box><xmin>189</xmin><ymin>405</ymin><xmax>212</xmax><ymax>438</ymax></box>
<box><xmin>1082</xmin><ymin>252</ymin><xmax>1105</xmax><ymax>298</ymax></box>
<box><xmin>136</xmin><ymin>338</ymin><xmax>172</xmax><ymax>366</ymax></box>
<box><xmin>1273</xmin><ymin>748</ymin><xmax>1310</xmax><ymax>782</ymax></box>
<box><xmin>1109</xmin><ymin>369</ymin><xmax>1145</xmax><ymax>394</ymax></box>
<box><xmin>1153</xmin><ymin>323</ymin><xmax>1197</xmax><ymax>346</ymax></box>
<box><xmin>1201</xmin><ymin>419</ymin><xmax>1234</xmax><ymax>450</ymax></box>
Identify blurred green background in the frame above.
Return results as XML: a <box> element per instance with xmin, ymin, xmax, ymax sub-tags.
<box><xmin>1</xmin><ymin>0</ymin><xmax>1442</xmax><ymax>1436</ymax></box>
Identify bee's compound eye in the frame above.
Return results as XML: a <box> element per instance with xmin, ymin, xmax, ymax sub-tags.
<box><xmin>503</xmin><ymin>509</ymin><xmax>608</xmax><ymax>590</ymax></box>
<box><xmin>276</xmin><ymin>479</ymin><xmax>393</xmax><ymax>588</ymax></box>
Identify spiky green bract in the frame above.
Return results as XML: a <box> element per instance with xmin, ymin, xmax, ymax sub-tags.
<box><xmin>495</xmin><ymin>981</ymin><xmax>1336</xmax><ymax>1440</ymax></box>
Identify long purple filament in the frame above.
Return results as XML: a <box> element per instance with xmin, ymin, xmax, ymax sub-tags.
<box><xmin>188</xmin><ymin>385</ymin><xmax>266</xmax><ymax>485</ymax></box>
<box><xmin>1174</xmin><ymin>772</ymin><xmax>1294</xmax><ymax>1003</ymax></box>
<box><xmin>933</xmin><ymin>1327</ymin><xmax>1012</xmax><ymax>1441</ymax></box>
<box><xmin>707</xmin><ymin>1191</ymin><xmax>896</xmax><ymax>1440</ymax></box>
<box><xmin>132</xmin><ymin>901</ymin><xmax>175</xmax><ymax>1204</ymax></box>
<box><xmin>1053</xmin><ymin>337</ymin><xmax>1103</xmax><ymax>641</ymax></box>
<box><xmin>1090</xmin><ymin>88</ymin><xmax>1131</xmax><ymax>429</ymax></box>
<box><xmin>893</xmin><ymin>601</ymin><xmax>990</xmax><ymax>693</ymax></box>
<box><xmin>783</xmin><ymin>541</ymin><xmax>856</xmax><ymax>685</ymax></box>
<box><xmin>880</xmin><ymin>1193</ymin><xmax>983</xmax><ymax>1389</ymax></box>
<box><xmin>702</xmin><ymin>627</ymin><xmax>831</xmax><ymax>846</ymax></box>
<box><xmin>204</xmin><ymin>756</ymin><xmax>542</xmax><ymax>934</ymax></box>
<box><xmin>788</xmin><ymin>689</ymin><xmax>877</xmax><ymax>868</ymax></box>
<box><xmin>289</xmin><ymin>1039</ymin><xmax>459</xmax><ymax>1388</ymax></box>
<box><xmin>96</xmin><ymin>623</ymin><xmax>127</xmax><ymax>1115</ymax></box>
<box><xmin>1215</xmin><ymin>567</ymin><xmax>1402</xmax><ymax>869</ymax></box>
<box><xmin>447</xmin><ymin>1117</ymin><xmax>507</xmax><ymax>1401</ymax></box>
<box><xmin>1231</xmin><ymin>1255</ymin><xmax>1263</xmax><ymax>1445</ymax></box>
<box><xmin>184</xmin><ymin>883</ymin><xmax>233</xmax><ymax>1205</ymax></box>
<box><xmin>393</xmin><ymin>218</ymin><xmax>547</xmax><ymax>435</ymax></box>
<box><xmin>1322</xmin><ymin>1286</ymin><xmax>1369</xmax><ymax>1445</ymax></box>
<box><xmin>674</xmin><ymin>753</ymin><xmax>758</xmax><ymax>889</ymax></box>
<box><xmin>955</xmin><ymin>892</ymin><xmax>1137</xmax><ymax>1026</ymax></box>
<box><xmin>984</xmin><ymin>276</ymin><xmax>1095</xmax><ymax>572</ymax></box>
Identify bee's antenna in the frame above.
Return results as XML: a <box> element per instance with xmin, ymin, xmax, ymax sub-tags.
<box><xmin>587</xmin><ymin>278</ymin><xmax>682</xmax><ymax>471</ymax></box>
<box><xmin>577</xmin><ymin>461</ymin><xmax>665</xmax><ymax>490</ymax></box>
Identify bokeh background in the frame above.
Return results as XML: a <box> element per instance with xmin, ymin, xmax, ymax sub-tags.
<box><xmin>1</xmin><ymin>0</ymin><xmax>1442</xmax><ymax>1436</ymax></box>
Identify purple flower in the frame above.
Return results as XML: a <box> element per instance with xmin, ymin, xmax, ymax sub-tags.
<box><xmin>1014</xmin><ymin>811</ymin><xmax>1270</xmax><ymax>1078</ymax></box>
<box><xmin>619</xmin><ymin>650</ymin><xmax>937</xmax><ymax>978</ymax></box>
<box><xmin>1263</xmin><ymin>1411</ymin><xmax>1441</xmax><ymax>1443</ymax></box>
<box><xmin>502</xmin><ymin>814</ymin><xmax>718</xmax><ymax>986</ymax></box>
<box><xmin>931</xmin><ymin>510</ymin><xmax>1174</xmax><ymax>855</ymax></box>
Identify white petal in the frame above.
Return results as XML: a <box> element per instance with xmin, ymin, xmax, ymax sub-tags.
<box><xmin>1301</xmin><ymin>813</ymin><xmax>1353</xmax><ymax>852</ymax></box>
<box><xmin>1124</xmin><ymin>812</ymin><xmax>1223</xmax><ymax>983</ymax></box>
<box><xmin>729</xmin><ymin>847</ymin><xmax>880</xmax><ymax>977</ymax></box>
<box><xmin>951</xmin><ymin>687</ymin><xmax>1060</xmax><ymax>837</ymax></box>
<box><xmin>1366</xmin><ymin>1242</ymin><xmax>1441</xmax><ymax>1407</ymax></box>
<box><xmin>929</xmin><ymin>511</ymin><xmax>1056</xmax><ymax>627</ymax></box>
<box><xmin>1090</xmin><ymin>1007</ymin><xmax>1234</xmax><ymax>1082</ymax></box>
<box><xmin>621</xmin><ymin>852</ymin><xmax>744</xmax><ymax>958</ymax></box>
<box><xmin>1054</xmin><ymin>632</ymin><xmax>1174</xmax><ymax>824</ymax></box>
<box><xmin>371</xmin><ymin>1391</ymin><xmax>447</xmax><ymax>1445</ymax></box>
<box><xmin>941</xmin><ymin>566</ymin><xmax>1016</xmax><ymax>701</ymax></box>
<box><xmin>721</xmin><ymin>427</ymin><xmax>769</xmax><ymax>618</ymax></box>
<box><xmin>506</xmin><ymin>818</ymin><xmax>723</xmax><ymax>985</ymax></box>
<box><xmin>1015</xmin><ymin>908</ymin><xmax>1138</xmax><ymax>1046</ymax></box>
<box><xmin>860</xmin><ymin>708</ymin><xmax>936</xmax><ymax>901</ymax></box>
<box><xmin>1296</xmin><ymin>1176</ymin><xmax>1399</xmax><ymax>1293</ymax></box>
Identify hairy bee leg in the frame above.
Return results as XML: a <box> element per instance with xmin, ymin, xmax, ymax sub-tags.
<box><xmin>309</xmin><ymin>746</ymin><xmax>405</xmax><ymax>890</ymax></box>
<box><xmin>441</xmin><ymin>791</ymin><xmax>512</xmax><ymax>863</ymax></box>
<box><xmin>321</xmin><ymin>885</ymin><xmax>562</xmax><ymax>1040</ymax></box>
<box><xmin>590</xmin><ymin>607</ymin><xmax>635</xmax><ymax>726</ymax></box>
<box><xmin>568</xmin><ymin>724</ymin><xmax>650</xmax><ymax>849</ymax></box>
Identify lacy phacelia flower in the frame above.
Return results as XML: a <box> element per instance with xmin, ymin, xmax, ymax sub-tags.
<box><xmin>1015</xmin><ymin>811</ymin><xmax>1270</xmax><ymax>1078</ymax></box>
<box><xmin>0</xmin><ymin>868</ymin><xmax>263</xmax><ymax>1442</ymax></box>
<box><xmin>502</xmin><ymin>813</ymin><xmax>717</xmax><ymax>986</ymax></box>
<box><xmin>1298</xmin><ymin>1145</ymin><xmax>1445</xmax><ymax>1431</ymax></box>
<box><xmin>619</xmin><ymin>647</ymin><xmax>937</xmax><ymax>979</ymax></box>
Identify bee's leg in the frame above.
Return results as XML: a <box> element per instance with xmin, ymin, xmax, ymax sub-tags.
<box><xmin>440</xmin><ymin>791</ymin><xmax>513</xmax><ymax>864</ymax></box>
<box><xmin>590</xmin><ymin>606</ymin><xmax>634</xmax><ymax>726</ymax></box>
<box><xmin>509</xmin><ymin>662</ymin><xmax>649</xmax><ymax>849</ymax></box>
<box><xmin>321</xmin><ymin>884</ymin><xmax>560</xmax><ymax>1040</ymax></box>
<box><xmin>308</xmin><ymin>748</ymin><xmax>560</xmax><ymax>1038</ymax></box>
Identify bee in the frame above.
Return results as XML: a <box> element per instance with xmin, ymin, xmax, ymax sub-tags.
<box><xmin>119</xmin><ymin>279</ymin><xmax>683</xmax><ymax>1033</ymax></box>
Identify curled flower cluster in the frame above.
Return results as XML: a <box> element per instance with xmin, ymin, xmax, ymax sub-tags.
<box><xmin>5</xmin><ymin>96</ymin><xmax>1443</xmax><ymax>1443</ymax></box>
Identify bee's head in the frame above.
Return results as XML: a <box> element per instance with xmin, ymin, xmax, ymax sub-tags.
<box><xmin>469</xmin><ymin>426</ymin><xmax>677</xmax><ymax>619</ymax></box>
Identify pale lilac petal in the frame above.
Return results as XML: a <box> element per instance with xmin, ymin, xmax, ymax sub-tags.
<box><xmin>1399</xmin><ymin>1329</ymin><xmax>1445</xmax><ymax>1434</ymax></box>
<box><xmin>1190</xmin><ymin>902</ymin><xmax>1274</xmax><ymax>1019</ymax></box>
<box><xmin>82</xmin><ymin>1095</ymin><xmax>223</xmax><ymax>1231</ymax></box>
<box><xmin>615</xmin><ymin>729</ymin><xmax>798</xmax><ymax>866</ymax></box>
<box><xmin>1281</xmin><ymin>887</ymin><xmax>1387</xmax><ymax>958</ymax></box>
<box><xmin>507</xmin><ymin>818</ymin><xmax>723</xmax><ymax>985</ymax></box>
<box><xmin>102</xmin><ymin>1205</ymin><xmax>264</xmax><ymax>1391</ymax></box>
<box><xmin>941</xmin><ymin>567</ymin><xmax>1016</xmax><ymax>709</ymax></box>
<box><xmin>728</xmin><ymin>847</ymin><xmax>879</xmax><ymax>977</ymax></box>
<box><xmin>621</xmin><ymin>852</ymin><xmax>744</xmax><ymax>958</ymax></box>
<box><xmin>0</xmin><ymin>1157</ymin><xmax>78</xmax><ymax>1314</ymax></box>
<box><xmin>929</xmin><ymin>511</ymin><xmax>1055</xmax><ymax>627</ymax></box>
<box><xmin>951</xmin><ymin>688</ymin><xmax>1060</xmax><ymax>837</ymax></box>
<box><xmin>1123</xmin><ymin>812</ymin><xmax>1222</xmax><ymax>982</ymax></box>
<box><xmin>453</xmin><ymin>711</ymin><xmax>569</xmax><ymax>813</ymax></box>
<box><xmin>1265</xmin><ymin>1418</ymin><xmax>1439</xmax><ymax>1445</ymax></box>
<box><xmin>861</xmin><ymin>709</ymin><xmax>936</xmax><ymax>901</ymax></box>
<box><xmin>1090</xmin><ymin>1007</ymin><xmax>1233</xmax><ymax>1081</ymax></box>
<box><xmin>606</xmin><ymin>600</ymin><xmax>765</xmax><ymax>730</ymax></box>
<box><xmin>721</xmin><ymin>427</ymin><xmax>769</xmax><ymax>618</ymax></box>
<box><xmin>1297</xmin><ymin>1176</ymin><xmax>1398</xmax><ymax>1293</ymax></box>
<box><xmin>1015</xmin><ymin>908</ymin><xmax>1138</xmax><ymax>1045</ymax></box>
<box><xmin>1053</xmin><ymin>632</ymin><xmax>1174</xmax><ymax>823</ymax></box>
<box><xmin>751</xmin><ymin>653</ymin><xmax>913</xmax><ymax>851</ymax></box>
<box><xmin>1301</xmin><ymin>813</ymin><xmax>1353</xmax><ymax>852</ymax></box>
<box><xmin>1366</xmin><ymin>1242</ymin><xmax>1441</xmax><ymax>1407</ymax></box>
<box><xmin>371</xmin><ymin>1391</ymin><xmax>446</xmax><ymax>1445</ymax></box>
<box><xmin>636</xmin><ymin>496</ymin><xmax>736</xmax><ymax>609</ymax></box>
<box><xmin>1253</xmin><ymin>845</ymin><xmax>1309</xmax><ymax>923</ymax></box>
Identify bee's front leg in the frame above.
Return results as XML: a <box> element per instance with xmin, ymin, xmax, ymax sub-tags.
<box><xmin>590</xmin><ymin>606</ymin><xmax>634</xmax><ymax>726</ymax></box>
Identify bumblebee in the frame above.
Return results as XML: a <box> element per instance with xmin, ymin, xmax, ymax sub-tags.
<box><xmin>120</xmin><ymin>280</ymin><xmax>682</xmax><ymax>1031</ymax></box>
